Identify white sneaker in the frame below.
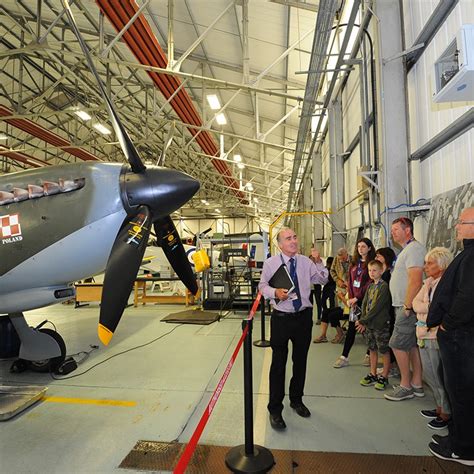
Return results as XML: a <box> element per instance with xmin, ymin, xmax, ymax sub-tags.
<box><xmin>363</xmin><ymin>354</ymin><xmax>370</xmax><ymax>366</ymax></box>
<box><xmin>333</xmin><ymin>356</ymin><xmax>349</xmax><ymax>368</ymax></box>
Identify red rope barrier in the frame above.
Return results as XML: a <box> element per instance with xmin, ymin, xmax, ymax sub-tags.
<box><xmin>173</xmin><ymin>292</ymin><xmax>263</xmax><ymax>473</ymax></box>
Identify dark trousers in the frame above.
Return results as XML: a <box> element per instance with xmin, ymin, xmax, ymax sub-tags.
<box><xmin>341</xmin><ymin>320</ymin><xmax>356</xmax><ymax>358</ymax></box>
<box><xmin>321</xmin><ymin>283</ymin><xmax>336</xmax><ymax>311</ymax></box>
<box><xmin>268</xmin><ymin>308</ymin><xmax>313</xmax><ymax>414</ymax></box>
<box><xmin>311</xmin><ymin>284</ymin><xmax>322</xmax><ymax>319</ymax></box>
<box><xmin>326</xmin><ymin>306</ymin><xmax>345</xmax><ymax>325</ymax></box>
<box><xmin>437</xmin><ymin>327</ymin><xmax>474</xmax><ymax>457</ymax></box>
<box><xmin>340</xmin><ymin>299</ymin><xmax>363</xmax><ymax>358</ymax></box>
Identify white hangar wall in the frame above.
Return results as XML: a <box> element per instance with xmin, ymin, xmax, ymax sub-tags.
<box><xmin>402</xmin><ymin>0</ymin><xmax>473</xmax><ymax>244</ymax></box>
<box><xmin>316</xmin><ymin>0</ymin><xmax>472</xmax><ymax>254</ymax></box>
<box><xmin>404</xmin><ymin>0</ymin><xmax>473</xmax><ymax>202</ymax></box>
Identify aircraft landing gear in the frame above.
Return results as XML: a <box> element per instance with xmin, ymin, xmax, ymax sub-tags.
<box><xmin>26</xmin><ymin>328</ymin><xmax>66</xmax><ymax>373</ymax></box>
<box><xmin>8</xmin><ymin>313</ymin><xmax>67</xmax><ymax>373</ymax></box>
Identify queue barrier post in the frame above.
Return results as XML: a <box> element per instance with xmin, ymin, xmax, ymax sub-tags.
<box><xmin>253</xmin><ymin>297</ymin><xmax>270</xmax><ymax>348</ymax></box>
<box><xmin>225</xmin><ymin>318</ymin><xmax>274</xmax><ymax>474</ymax></box>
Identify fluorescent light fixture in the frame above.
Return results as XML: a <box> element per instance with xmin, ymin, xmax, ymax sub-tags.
<box><xmin>206</xmin><ymin>94</ymin><xmax>221</xmax><ymax>110</ymax></box>
<box><xmin>215</xmin><ymin>113</ymin><xmax>227</xmax><ymax>125</ymax></box>
<box><xmin>254</xmin><ymin>197</ymin><xmax>259</xmax><ymax>203</ymax></box>
<box><xmin>233</xmin><ymin>154</ymin><xmax>242</xmax><ymax>162</ymax></box>
<box><xmin>246</xmin><ymin>183</ymin><xmax>254</xmax><ymax>191</ymax></box>
<box><xmin>215</xmin><ymin>208</ymin><xmax>221</xmax><ymax>213</ymax></box>
<box><xmin>237</xmin><ymin>163</ymin><xmax>245</xmax><ymax>169</ymax></box>
<box><xmin>93</xmin><ymin>123</ymin><xmax>112</xmax><ymax>135</ymax></box>
<box><xmin>74</xmin><ymin>110</ymin><xmax>92</xmax><ymax>121</ymax></box>
<box><xmin>0</xmin><ymin>133</ymin><xmax>7</xmax><ymax>140</ymax></box>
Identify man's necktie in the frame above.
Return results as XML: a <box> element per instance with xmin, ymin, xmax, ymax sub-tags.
<box><xmin>289</xmin><ymin>257</ymin><xmax>302</xmax><ymax>312</ymax></box>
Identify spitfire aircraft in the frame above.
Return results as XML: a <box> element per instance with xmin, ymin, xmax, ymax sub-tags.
<box><xmin>0</xmin><ymin>2</ymin><xmax>199</xmax><ymax>372</ymax></box>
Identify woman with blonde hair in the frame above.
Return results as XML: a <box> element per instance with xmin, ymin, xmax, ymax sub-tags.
<box><xmin>413</xmin><ymin>246</ymin><xmax>453</xmax><ymax>430</ymax></box>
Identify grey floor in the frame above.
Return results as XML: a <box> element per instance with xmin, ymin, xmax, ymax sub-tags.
<box><xmin>0</xmin><ymin>303</ymin><xmax>441</xmax><ymax>473</ymax></box>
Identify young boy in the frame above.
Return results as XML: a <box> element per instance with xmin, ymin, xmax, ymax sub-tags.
<box><xmin>356</xmin><ymin>260</ymin><xmax>392</xmax><ymax>390</ymax></box>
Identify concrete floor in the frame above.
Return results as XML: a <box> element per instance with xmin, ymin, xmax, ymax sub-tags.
<box><xmin>0</xmin><ymin>303</ymin><xmax>442</xmax><ymax>473</ymax></box>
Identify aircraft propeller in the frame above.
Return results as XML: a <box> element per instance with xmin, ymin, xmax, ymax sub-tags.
<box><xmin>63</xmin><ymin>2</ymin><xmax>199</xmax><ymax>345</ymax></box>
<box><xmin>154</xmin><ymin>216</ymin><xmax>198</xmax><ymax>295</ymax></box>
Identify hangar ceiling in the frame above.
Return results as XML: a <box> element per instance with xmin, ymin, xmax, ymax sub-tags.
<box><xmin>0</xmin><ymin>0</ymin><xmax>346</xmax><ymax>223</ymax></box>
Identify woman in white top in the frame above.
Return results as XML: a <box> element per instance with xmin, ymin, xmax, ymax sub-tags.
<box><xmin>413</xmin><ymin>247</ymin><xmax>453</xmax><ymax>430</ymax></box>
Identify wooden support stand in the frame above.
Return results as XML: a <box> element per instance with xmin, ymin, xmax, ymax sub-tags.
<box><xmin>74</xmin><ymin>283</ymin><xmax>103</xmax><ymax>306</ymax></box>
<box><xmin>133</xmin><ymin>278</ymin><xmax>195</xmax><ymax>307</ymax></box>
<box><xmin>75</xmin><ymin>278</ymin><xmax>197</xmax><ymax>308</ymax></box>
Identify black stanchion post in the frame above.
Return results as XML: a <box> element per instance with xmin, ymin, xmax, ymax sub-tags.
<box><xmin>225</xmin><ymin>319</ymin><xmax>274</xmax><ymax>474</ymax></box>
<box><xmin>253</xmin><ymin>298</ymin><xmax>270</xmax><ymax>348</ymax></box>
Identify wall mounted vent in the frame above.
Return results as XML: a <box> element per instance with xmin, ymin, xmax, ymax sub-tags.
<box><xmin>432</xmin><ymin>24</ymin><xmax>473</xmax><ymax>103</ymax></box>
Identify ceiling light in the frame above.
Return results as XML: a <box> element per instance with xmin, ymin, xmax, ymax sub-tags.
<box><xmin>254</xmin><ymin>197</ymin><xmax>258</xmax><ymax>203</ymax></box>
<box><xmin>74</xmin><ymin>110</ymin><xmax>92</xmax><ymax>121</ymax></box>
<box><xmin>233</xmin><ymin>154</ymin><xmax>242</xmax><ymax>162</ymax></box>
<box><xmin>0</xmin><ymin>133</ymin><xmax>7</xmax><ymax>140</ymax></box>
<box><xmin>207</xmin><ymin>94</ymin><xmax>221</xmax><ymax>110</ymax></box>
<box><xmin>93</xmin><ymin>123</ymin><xmax>112</xmax><ymax>135</ymax></box>
<box><xmin>237</xmin><ymin>163</ymin><xmax>245</xmax><ymax>169</ymax></box>
<box><xmin>246</xmin><ymin>183</ymin><xmax>254</xmax><ymax>191</ymax></box>
<box><xmin>215</xmin><ymin>113</ymin><xmax>227</xmax><ymax>125</ymax></box>
<box><xmin>215</xmin><ymin>208</ymin><xmax>221</xmax><ymax>213</ymax></box>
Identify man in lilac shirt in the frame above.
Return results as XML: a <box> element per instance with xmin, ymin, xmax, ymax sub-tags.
<box><xmin>259</xmin><ymin>227</ymin><xmax>328</xmax><ymax>430</ymax></box>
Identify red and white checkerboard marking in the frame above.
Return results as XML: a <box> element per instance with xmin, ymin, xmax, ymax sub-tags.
<box><xmin>0</xmin><ymin>214</ymin><xmax>22</xmax><ymax>239</ymax></box>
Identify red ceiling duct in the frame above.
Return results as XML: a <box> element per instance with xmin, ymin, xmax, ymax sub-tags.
<box><xmin>0</xmin><ymin>145</ymin><xmax>48</xmax><ymax>168</ymax></box>
<box><xmin>0</xmin><ymin>105</ymin><xmax>100</xmax><ymax>162</ymax></box>
<box><xmin>96</xmin><ymin>0</ymin><xmax>245</xmax><ymax>202</ymax></box>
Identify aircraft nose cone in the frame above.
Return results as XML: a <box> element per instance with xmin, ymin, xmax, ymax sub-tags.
<box><xmin>151</xmin><ymin>168</ymin><xmax>200</xmax><ymax>213</ymax></box>
<box><xmin>123</xmin><ymin>166</ymin><xmax>200</xmax><ymax>216</ymax></box>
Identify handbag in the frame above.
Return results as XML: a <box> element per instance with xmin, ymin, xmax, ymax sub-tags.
<box><xmin>349</xmin><ymin>305</ymin><xmax>361</xmax><ymax>322</ymax></box>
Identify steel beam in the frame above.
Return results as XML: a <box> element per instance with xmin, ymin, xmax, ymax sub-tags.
<box><xmin>100</xmin><ymin>0</ymin><xmax>150</xmax><ymax>57</ymax></box>
<box><xmin>172</xmin><ymin>1</ymin><xmax>234</xmax><ymax>72</ymax></box>
<box><xmin>410</xmin><ymin>108</ymin><xmax>474</xmax><ymax>162</ymax></box>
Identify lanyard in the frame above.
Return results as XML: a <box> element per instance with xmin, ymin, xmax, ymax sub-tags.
<box><xmin>367</xmin><ymin>281</ymin><xmax>382</xmax><ymax>310</ymax></box>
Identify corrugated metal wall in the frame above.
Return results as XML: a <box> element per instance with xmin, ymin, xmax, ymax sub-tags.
<box><xmin>404</xmin><ymin>0</ymin><xmax>473</xmax><ymax>201</ymax></box>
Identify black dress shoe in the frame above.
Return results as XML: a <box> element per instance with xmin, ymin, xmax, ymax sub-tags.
<box><xmin>269</xmin><ymin>413</ymin><xmax>286</xmax><ymax>430</ymax></box>
<box><xmin>290</xmin><ymin>402</ymin><xmax>311</xmax><ymax>418</ymax></box>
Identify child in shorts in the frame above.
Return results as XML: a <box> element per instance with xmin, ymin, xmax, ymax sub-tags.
<box><xmin>356</xmin><ymin>260</ymin><xmax>392</xmax><ymax>390</ymax></box>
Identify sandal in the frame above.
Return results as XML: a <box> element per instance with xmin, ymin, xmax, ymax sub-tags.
<box><xmin>331</xmin><ymin>334</ymin><xmax>345</xmax><ymax>344</ymax></box>
<box><xmin>313</xmin><ymin>335</ymin><xmax>328</xmax><ymax>343</ymax></box>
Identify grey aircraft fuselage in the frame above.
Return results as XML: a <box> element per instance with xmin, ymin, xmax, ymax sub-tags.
<box><xmin>0</xmin><ymin>161</ymin><xmax>186</xmax><ymax>314</ymax></box>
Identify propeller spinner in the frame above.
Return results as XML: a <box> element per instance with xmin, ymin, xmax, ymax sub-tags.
<box><xmin>63</xmin><ymin>1</ymin><xmax>200</xmax><ymax>345</ymax></box>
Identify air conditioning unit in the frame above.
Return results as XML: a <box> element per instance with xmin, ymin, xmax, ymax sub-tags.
<box><xmin>432</xmin><ymin>24</ymin><xmax>474</xmax><ymax>103</ymax></box>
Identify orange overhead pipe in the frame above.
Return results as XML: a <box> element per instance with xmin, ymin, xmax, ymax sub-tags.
<box><xmin>0</xmin><ymin>145</ymin><xmax>49</xmax><ymax>168</ymax></box>
<box><xmin>96</xmin><ymin>0</ymin><xmax>245</xmax><ymax>202</ymax></box>
<box><xmin>0</xmin><ymin>105</ymin><xmax>100</xmax><ymax>162</ymax></box>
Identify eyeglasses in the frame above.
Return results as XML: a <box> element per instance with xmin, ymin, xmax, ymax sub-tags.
<box><xmin>456</xmin><ymin>220</ymin><xmax>474</xmax><ymax>225</ymax></box>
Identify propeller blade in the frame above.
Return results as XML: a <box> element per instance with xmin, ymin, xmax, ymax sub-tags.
<box><xmin>154</xmin><ymin>216</ymin><xmax>198</xmax><ymax>295</ymax></box>
<box><xmin>62</xmin><ymin>0</ymin><xmax>146</xmax><ymax>173</ymax></box>
<box><xmin>99</xmin><ymin>206</ymin><xmax>151</xmax><ymax>345</ymax></box>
